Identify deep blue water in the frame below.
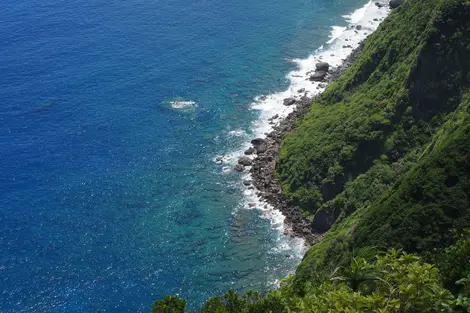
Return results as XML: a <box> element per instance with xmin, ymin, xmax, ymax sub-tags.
<box><xmin>1</xmin><ymin>0</ymin><xmax>368</xmax><ymax>312</ymax></box>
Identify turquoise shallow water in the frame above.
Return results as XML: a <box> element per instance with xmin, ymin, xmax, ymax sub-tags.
<box><xmin>0</xmin><ymin>0</ymin><xmax>371</xmax><ymax>311</ymax></box>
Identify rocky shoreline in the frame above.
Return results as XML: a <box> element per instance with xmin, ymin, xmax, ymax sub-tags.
<box><xmin>243</xmin><ymin>42</ymin><xmax>366</xmax><ymax>245</ymax></box>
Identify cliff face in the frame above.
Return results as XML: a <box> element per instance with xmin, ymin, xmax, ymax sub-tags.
<box><xmin>289</xmin><ymin>0</ymin><xmax>470</xmax><ymax>288</ymax></box>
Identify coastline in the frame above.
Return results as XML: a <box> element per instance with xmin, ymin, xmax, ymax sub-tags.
<box><xmin>228</xmin><ymin>0</ymin><xmax>391</xmax><ymax>246</ymax></box>
<box><xmin>248</xmin><ymin>41</ymin><xmax>366</xmax><ymax>245</ymax></box>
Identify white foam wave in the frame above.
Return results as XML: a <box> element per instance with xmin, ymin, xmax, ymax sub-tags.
<box><xmin>169</xmin><ymin>100</ymin><xmax>197</xmax><ymax>110</ymax></box>
<box><xmin>216</xmin><ymin>0</ymin><xmax>390</xmax><ymax>280</ymax></box>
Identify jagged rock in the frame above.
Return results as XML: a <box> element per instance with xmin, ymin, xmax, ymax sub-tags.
<box><xmin>315</xmin><ymin>62</ymin><xmax>330</xmax><ymax>72</ymax></box>
<box><xmin>251</xmin><ymin>138</ymin><xmax>265</xmax><ymax>146</ymax></box>
<box><xmin>244</xmin><ymin>147</ymin><xmax>255</xmax><ymax>155</ymax></box>
<box><xmin>283</xmin><ymin>98</ymin><xmax>296</xmax><ymax>106</ymax></box>
<box><xmin>389</xmin><ymin>0</ymin><xmax>403</xmax><ymax>8</ymax></box>
<box><xmin>309</xmin><ymin>71</ymin><xmax>327</xmax><ymax>81</ymax></box>
<box><xmin>238</xmin><ymin>156</ymin><xmax>253</xmax><ymax>166</ymax></box>
<box><xmin>234</xmin><ymin>164</ymin><xmax>245</xmax><ymax>172</ymax></box>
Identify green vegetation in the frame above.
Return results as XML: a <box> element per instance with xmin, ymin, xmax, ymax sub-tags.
<box><xmin>151</xmin><ymin>0</ymin><xmax>470</xmax><ymax>311</ymax></box>
<box><xmin>152</xmin><ymin>248</ymin><xmax>470</xmax><ymax>312</ymax></box>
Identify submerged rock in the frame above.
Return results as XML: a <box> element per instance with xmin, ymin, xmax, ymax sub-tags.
<box><xmin>234</xmin><ymin>164</ymin><xmax>245</xmax><ymax>172</ymax></box>
<box><xmin>238</xmin><ymin>156</ymin><xmax>253</xmax><ymax>166</ymax></box>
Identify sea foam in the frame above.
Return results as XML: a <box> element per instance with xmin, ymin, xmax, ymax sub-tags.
<box><xmin>219</xmin><ymin>0</ymin><xmax>390</xmax><ymax>284</ymax></box>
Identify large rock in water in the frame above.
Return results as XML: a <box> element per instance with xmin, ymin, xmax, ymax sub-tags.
<box><xmin>315</xmin><ymin>62</ymin><xmax>330</xmax><ymax>72</ymax></box>
<box><xmin>238</xmin><ymin>156</ymin><xmax>253</xmax><ymax>166</ymax></box>
<box><xmin>389</xmin><ymin>0</ymin><xmax>403</xmax><ymax>8</ymax></box>
<box><xmin>234</xmin><ymin>164</ymin><xmax>244</xmax><ymax>172</ymax></box>
<box><xmin>309</xmin><ymin>71</ymin><xmax>327</xmax><ymax>81</ymax></box>
<box><xmin>283</xmin><ymin>98</ymin><xmax>296</xmax><ymax>106</ymax></box>
<box><xmin>244</xmin><ymin>147</ymin><xmax>255</xmax><ymax>155</ymax></box>
<box><xmin>251</xmin><ymin>138</ymin><xmax>265</xmax><ymax>146</ymax></box>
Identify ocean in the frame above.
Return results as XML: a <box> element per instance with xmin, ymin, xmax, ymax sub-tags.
<box><xmin>0</xmin><ymin>0</ymin><xmax>388</xmax><ymax>311</ymax></box>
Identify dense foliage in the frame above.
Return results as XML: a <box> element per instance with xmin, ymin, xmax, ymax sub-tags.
<box><xmin>151</xmin><ymin>0</ymin><xmax>470</xmax><ymax>311</ymax></box>
<box><xmin>151</xmin><ymin>249</ymin><xmax>470</xmax><ymax>312</ymax></box>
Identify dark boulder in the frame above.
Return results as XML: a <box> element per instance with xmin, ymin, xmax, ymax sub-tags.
<box><xmin>251</xmin><ymin>138</ymin><xmax>265</xmax><ymax>146</ymax></box>
<box><xmin>315</xmin><ymin>62</ymin><xmax>330</xmax><ymax>72</ymax></box>
<box><xmin>244</xmin><ymin>147</ymin><xmax>255</xmax><ymax>155</ymax></box>
<box><xmin>375</xmin><ymin>2</ymin><xmax>383</xmax><ymax>8</ymax></box>
<box><xmin>389</xmin><ymin>0</ymin><xmax>403</xmax><ymax>8</ymax></box>
<box><xmin>355</xmin><ymin>25</ymin><xmax>362</xmax><ymax>30</ymax></box>
<box><xmin>283</xmin><ymin>98</ymin><xmax>296</xmax><ymax>106</ymax></box>
<box><xmin>255</xmin><ymin>144</ymin><xmax>267</xmax><ymax>154</ymax></box>
<box><xmin>243</xmin><ymin>180</ymin><xmax>251</xmax><ymax>186</ymax></box>
<box><xmin>234</xmin><ymin>164</ymin><xmax>245</xmax><ymax>172</ymax></box>
<box><xmin>238</xmin><ymin>156</ymin><xmax>253</xmax><ymax>166</ymax></box>
<box><xmin>309</xmin><ymin>71</ymin><xmax>327</xmax><ymax>81</ymax></box>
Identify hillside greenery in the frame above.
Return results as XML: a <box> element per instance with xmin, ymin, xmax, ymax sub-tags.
<box><xmin>151</xmin><ymin>0</ymin><xmax>470</xmax><ymax>311</ymax></box>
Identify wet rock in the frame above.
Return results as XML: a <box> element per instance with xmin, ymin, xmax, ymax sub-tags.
<box><xmin>259</xmin><ymin>95</ymin><xmax>267</xmax><ymax>101</ymax></box>
<box><xmin>309</xmin><ymin>71</ymin><xmax>327</xmax><ymax>81</ymax></box>
<box><xmin>251</xmin><ymin>138</ymin><xmax>265</xmax><ymax>146</ymax></box>
<box><xmin>255</xmin><ymin>144</ymin><xmax>267</xmax><ymax>154</ymax></box>
<box><xmin>315</xmin><ymin>62</ymin><xmax>330</xmax><ymax>72</ymax></box>
<box><xmin>283</xmin><ymin>98</ymin><xmax>296</xmax><ymax>106</ymax></box>
<box><xmin>355</xmin><ymin>25</ymin><xmax>362</xmax><ymax>30</ymax></box>
<box><xmin>244</xmin><ymin>147</ymin><xmax>255</xmax><ymax>155</ymax></box>
<box><xmin>297</xmin><ymin>88</ymin><xmax>305</xmax><ymax>93</ymax></box>
<box><xmin>243</xmin><ymin>180</ymin><xmax>251</xmax><ymax>186</ymax></box>
<box><xmin>269</xmin><ymin>114</ymin><xmax>279</xmax><ymax>120</ymax></box>
<box><xmin>248</xmin><ymin>202</ymin><xmax>256</xmax><ymax>208</ymax></box>
<box><xmin>234</xmin><ymin>164</ymin><xmax>244</xmax><ymax>172</ymax></box>
<box><xmin>375</xmin><ymin>2</ymin><xmax>383</xmax><ymax>8</ymax></box>
<box><xmin>389</xmin><ymin>0</ymin><xmax>403</xmax><ymax>8</ymax></box>
<box><xmin>238</xmin><ymin>156</ymin><xmax>253</xmax><ymax>166</ymax></box>
<box><xmin>216</xmin><ymin>156</ymin><xmax>223</xmax><ymax>162</ymax></box>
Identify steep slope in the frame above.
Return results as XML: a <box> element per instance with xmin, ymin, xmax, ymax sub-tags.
<box><xmin>292</xmin><ymin>0</ymin><xmax>470</xmax><ymax>289</ymax></box>
<box><xmin>277</xmin><ymin>0</ymin><xmax>470</xmax><ymax>233</ymax></box>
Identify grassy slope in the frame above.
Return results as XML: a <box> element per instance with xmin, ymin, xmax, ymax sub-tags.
<box><xmin>284</xmin><ymin>0</ymin><xmax>470</xmax><ymax>289</ymax></box>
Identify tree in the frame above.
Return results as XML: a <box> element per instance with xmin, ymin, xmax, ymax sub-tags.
<box><xmin>151</xmin><ymin>295</ymin><xmax>187</xmax><ymax>313</ymax></box>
